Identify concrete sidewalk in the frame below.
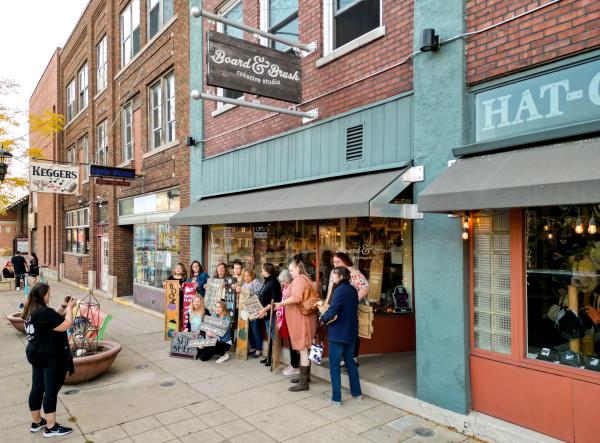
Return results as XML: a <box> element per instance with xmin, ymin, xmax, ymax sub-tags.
<box><xmin>0</xmin><ymin>281</ymin><xmax>473</xmax><ymax>443</ymax></box>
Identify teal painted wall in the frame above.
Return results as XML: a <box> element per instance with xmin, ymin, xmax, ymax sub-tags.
<box><xmin>413</xmin><ymin>1</ymin><xmax>470</xmax><ymax>413</ymax></box>
<box><xmin>199</xmin><ymin>94</ymin><xmax>413</xmax><ymax>197</ymax></box>
<box><xmin>189</xmin><ymin>0</ymin><xmax>203</xmax><ymax>256</ymax></box>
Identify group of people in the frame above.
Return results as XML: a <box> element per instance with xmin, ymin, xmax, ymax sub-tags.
<box><xmin>168</xmin><ymin>252</ymin><xmax>367</xmax><ymax>406</ymax></box>
<box><xmin>3</xmin><ymin>251</ymin><xmax>40</xmax><ymax>289</ymax></box>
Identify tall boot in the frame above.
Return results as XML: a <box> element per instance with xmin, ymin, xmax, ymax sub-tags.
<box><xmin>291</xmin><ymin>364</ymin><xmax>311</xmax><ymax>383</ymax></box>
<box><xmin>288</xmin><ymin>366</ymin><xmax>310</xmax><ymax>392</ymax></box>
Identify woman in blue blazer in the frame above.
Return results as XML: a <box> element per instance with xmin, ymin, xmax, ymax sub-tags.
<box><xmin>320</xmin><ymin>266</ymin><xmax>363</xmax><ymax>406</ymax></box>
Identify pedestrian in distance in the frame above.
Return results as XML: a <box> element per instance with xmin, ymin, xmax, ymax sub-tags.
<box><xmin>274</xmin><ymin>259</ymin><xmax>318</xmax><ymax>392</ymax></box>
<box><xmin>256</xmin><ymin>263</ymin><xmax>282</xmax><ymax>366</ymax></box>
<box><xmin>199</xmin><ymin>301</ymin><xmax>233</xmax><ymax>363</ymax></box>
<box><xmin>241</xmin><ymin>268</ymin><xmax>263</xmax><ymax>358</ymax></box>
<box><xmin>29</xmin><ymin>252</ymin><xmax>40</xmax><ymax>285</ymax></box>
<box><xmin>21</xmin><ymin>283</ymin><xmax>77</xmax><ymax>437</ymax></box>
<box><xmin>187</xmin><ymin>260</ymin><xmax>209</xmax><ymax>296</ymax></box>
<box><xmin>320</xmin><ymin>266</ymin><xmax>363</xmax><ymax>407</ymax></box>
<box><xmin>11</xmin><ymin>250</ymin><xmax>28</xmax><ymax>291</ymax></box>
<box><xmin>277</xmin><ymin>269</ymin><xmax>300</xmax><ymax>376</ymax></box>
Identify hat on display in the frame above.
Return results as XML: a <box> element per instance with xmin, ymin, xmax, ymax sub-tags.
<box><xmin>555</xmin><ymin>307</ymin><xmax>584</xmax><ymax>340</ymax></box>
<box><xmin>536</xmin><ymin>347</ymin><xmax>560</xmax><ymax>363</ymax></box>
<box><xmin>585</xmin><ymin>356</ymin><xmax>600</xmax><ymax>372</ymax></box>
<box><xmin>559</xmin><ymin>350</ymin><xmax>584</xmax><ymax>368</ymax></box>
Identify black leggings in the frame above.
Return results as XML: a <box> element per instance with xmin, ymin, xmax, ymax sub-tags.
<box><xmin>28</xmin><ymin>357</ymin><xmax>66</xmax><ymax>413</ymax></box>
<box><xmin>290</xmin><ymin>348</ymin><xmax>300</xmax><ymax>368</ymax></box>
<box><xmin>199</xmin><ymin>342</ymin><xmax>231</xmax><ymax>361</ymax></box>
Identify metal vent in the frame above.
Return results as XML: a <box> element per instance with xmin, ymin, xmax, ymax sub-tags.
<box><xmin>345</xmin><ymin>124</ymin><xmax>364</xmax><ymax>161</ymax></box>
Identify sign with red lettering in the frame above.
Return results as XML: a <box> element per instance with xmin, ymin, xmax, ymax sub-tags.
<box><xmin>182</xmin><ymin>283</ymin><xmax>196</xmax><ymax>329</ymax></box>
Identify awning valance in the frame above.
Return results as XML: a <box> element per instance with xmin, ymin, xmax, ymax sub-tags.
<box><xmin>418</xmin><ymin>138</ymin><xmax>600</xmax><ymax>213</ymax></box>
<box><xmin>171</xmin><ymin>167</ymin><xmax>415</xmax><ymax>226</ymax></box>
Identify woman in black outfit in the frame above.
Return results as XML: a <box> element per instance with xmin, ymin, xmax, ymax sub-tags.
<box><xmin>257</xmin><ymin>263</ymin><xmax>282</xmax><ymax>366</ymax></box>
<box><xmin>29</xmin><ymin>253</ymin><xmax>40</xmax><ymax>284</ymax></box>
<box><xmin>22</xmin><ymin>283</ymin><xmax>77</xmax><ymax>437</ymax></box>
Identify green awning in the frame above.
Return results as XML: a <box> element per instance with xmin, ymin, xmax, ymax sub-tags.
<box><xmin>418</xmin><ymin>138</ymin><xmax>600</xmax><ymax>213</ymax></box>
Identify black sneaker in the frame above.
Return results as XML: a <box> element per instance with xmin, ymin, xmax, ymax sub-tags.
<box><xmin>30</xmin><ymin>417</ymin><xmax>47</xmax><ymax>432</ymax></box>
<box><xmin>43</xmin><ymin>424</ymin><xmax>73</xmax><ymax>438</ymax></box>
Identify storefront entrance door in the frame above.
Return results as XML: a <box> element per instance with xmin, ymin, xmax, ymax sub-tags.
<box><xmin>101</xmin><ymin>236</ymin><xmax>109</xmax><ymax>292</ymax></box>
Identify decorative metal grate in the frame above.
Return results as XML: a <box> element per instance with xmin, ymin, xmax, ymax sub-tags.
<box><xmin>345</xmin><ymin>124</ymin><xmax>364</xmax><ymax>161</ymax></box>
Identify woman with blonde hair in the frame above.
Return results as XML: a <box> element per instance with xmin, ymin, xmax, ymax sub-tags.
<box><xmin>274</xmin><ymin>260</ymin><xmax>317</xmax><ymax>391</ymax></box>
<box><xmin>184</xmin><ymin>296</ymin><xmax>209</xmax><ymax>333</ymax></box>
<box><xmin>199</xmin><ymin>301</ymin><xmax>232</xmax><ymax>363</ymax></box>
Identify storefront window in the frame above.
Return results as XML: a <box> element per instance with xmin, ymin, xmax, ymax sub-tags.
<box><xmin>527</xmin><ymin>205</ymin><xmax>600</xmax><ymax>371</ymax></box>
<box><xmin>65</xmin><ymin>208</ymin><xmax>90</xmax><ymax>254</ymax></box>
<box><xmin>134</xmin><ymin>223</ymin><xmax>179</xmax><ymax>288</ymax></box>
<box><xmin>207</xmin><ymin>217</ymin><xmax>413</xmax><ymax>315</ymax></box>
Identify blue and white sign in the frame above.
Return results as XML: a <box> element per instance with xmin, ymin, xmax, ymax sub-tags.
<box><xmin>475</xmin><ymin>58</ymin><xmax>600</xmax><ymax>142</ymax></box>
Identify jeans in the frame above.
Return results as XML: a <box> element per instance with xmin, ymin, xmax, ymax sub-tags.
<box><xmin>328</xmin><ymin>340</ymin><xmax>362</xmax><ymax>402</ymax></box>
<box><xmin>249</xmin><ymin>319</ymin><xmax>262</xmax><ymax>353</ymax></box>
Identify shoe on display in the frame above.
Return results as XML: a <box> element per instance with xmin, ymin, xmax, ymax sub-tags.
<box><xmin>43</xmin><ymin>424</ymin><xmax>72</xmax><ymax>438</ymax></box>
<box><xmin>216</xmin><ymin>353</ymin><xmax>230</xmax><ymax>364</ymax></box>
<box><xmin>30</xmin><ymin>417</ymin><xmax>47</xmax><ymax>433</ymax></box>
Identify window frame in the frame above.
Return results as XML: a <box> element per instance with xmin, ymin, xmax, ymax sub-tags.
<box><xmin>66</xmin><ymin>79</ymin><xmax>76</xmax><ymax>122</ymax></box>
<box><xmin>148</xmin><ymin>70</ymin><xmax>175</xmax><ymax>150</ymax></box>
<box><xmin>96</xmin><ymin>120</ymin><xmax>108</xmax><ymax>166</ymax></box>
<box><xmin>265</xmin><ymin>0</ymin><xmax>299</xmax><ymax>52</ymax></box>
<box><xmin>79</xmin><ymin>135</ymin><xmax>89</xmax><ymax>182</ymax></box>
<box><xmin>147</xmin><ymin>0</ymin><xmax>174</xmax><ymax>40</ymax></box>
<box><xmin>215</xmin><ymin>0</ymin><xmax>244</xmax><ymax>108</ymax></box>
<box><xmin>65</xmin><ymin>208</ymin><xmax>90</xmax><ymax>254</ymax></box>
<box><xmin>66</xmin><ymin>145</ymin><xmax>76</xmax><ymax>164</ymax></box>
<box><xmin>96</xmin><ymin>36</ymin><xmax>108</xmax><ymax>93</ymax></box>
<box><xmin>121</xmin><ymin>0</ymin><xmax>140</xmax><ymax>67</ymax></box>
<box><xmin>122</xmin><ymin>102</ymin><xmax>133</xmax><ymax>162</ymax></box>
<box><xmin>78</xmin><ymin>63</ymin><xmax>88</xmax><ymax>110</ymax></box>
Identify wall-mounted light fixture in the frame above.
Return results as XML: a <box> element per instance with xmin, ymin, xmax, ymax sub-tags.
<box><xmin>420</xmin><ymin>29</ymin><xmax>440</xmax><ymax>52</ymax></box>
<box><xmin>185</xmin><ymin>136</ymin><xmax>198</xmax><ymax>147</ymax></box>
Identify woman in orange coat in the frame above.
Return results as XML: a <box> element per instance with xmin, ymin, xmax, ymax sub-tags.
<box><xmin>274</xmin><ymin>259</ymin><xmax>317</xmax><ymax>392</ymax></box>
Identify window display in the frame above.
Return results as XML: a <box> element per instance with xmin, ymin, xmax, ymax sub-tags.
<box><xmin>134</xmin><ymin>223</ymin><xmax>180</xmax><ymax>288</ymax></box>
<box><xmin>527</xmin><ymin>205</ymin><xmax>600</xmax><ymax>371</ymax></box>
<box><xmin>65</xmin><ymin>208</ymin><xmax>90</xmax><ymax>254</ymax></box>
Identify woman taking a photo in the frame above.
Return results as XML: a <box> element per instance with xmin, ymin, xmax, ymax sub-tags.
<box><xmin>327</xmin><ymin>252</ymin><xmax>369</xmax><ymax>366</ymax></box>
<box><xmin>274</xmin><ymin>260</ymin><xmax>317</xmax><ymax>392</ymax></box>
<box><xmin>22</xmin><ymin>283</ymin><xmax>77</xmax><ymax>437</ymax></box>
<box><xmin>188</xmin><ymin>261</ymin><xmax>209</xmax><ymax>297</ymax></box>
<box><xmin>320</xmin><ymin>267</ymin><xmax>363</xmax><ymax>406</ymax></box>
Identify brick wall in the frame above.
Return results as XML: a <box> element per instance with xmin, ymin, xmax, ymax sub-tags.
<box><xmin>202</xmin><ymin>0</ymin><xmax>414</xmax><ymax>157</ymax></box>
<box><xmin>466</xmin><ymin>0</ymin><xmax>600</xmax><ymax>85</ymax></box>
<box><xmin>63</xmin><ymin>253</ymin><xmax>89</xmax><ymax>285</ymax></box>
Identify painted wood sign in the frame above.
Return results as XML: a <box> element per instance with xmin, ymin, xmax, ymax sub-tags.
<box><xmin>239</xmin><ymin>288</ymin><xmax>263</xmax><ymax>321</ymax></box>
<box><xmin>205</xmin><ymin>278</ymin><xmax>225</xmax><ymax>315</ymax></box>
<box><xmin>236</xmin><ymin>288</ymin><xmax>250</xmax><ymax>360</ymax></box>
<box><xmin>170</xmin><ymin>332</ymin><xmax>198</xmax><ymax>359</ymax></box>
<box><xmin>188</xmin><ymin>337</ymin><xmax>217</xmax><ymax>348</ymax></box>
<box><xmin>207</xmin><ymin>30</ymin><xmax>302</xmax><ymax>103</ymax></box>
<box><xmin>200</xmin><ymin>316</ymin><xmax>230</xmax><ymax>337</ymax></box>
<box><xmin>164</xmin><ymin>280</ymin><xmax>181</xmax><ymax>340</ymax></box>
<box><xmin>182</xmin><ymin>283</ymin><xmax>196</xmax><ymax>329</ymax></box>
<box><xmin>223</xmin><ymin>276</ymin><xmax>237</xmax><ymax>318</ymax></box>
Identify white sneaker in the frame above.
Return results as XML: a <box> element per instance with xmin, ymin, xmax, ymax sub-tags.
<box><xmin>216</xmin><ymin>353</ymin><xmax>230</xmax><ymax>364</ymax></box>
<box><xmin>282</xmin><ymin>365</ymin><xmax>300</xmax><ymax>376</ymax></box>
<box><xmin>328</xmin><ymin>400</ymin><xmax>342</xmax><ymax>407</ymax></box>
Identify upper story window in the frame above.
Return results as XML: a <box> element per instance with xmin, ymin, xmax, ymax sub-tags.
<box><xmin>217</xmin><ymin>0</ymin><xmax>244</xmax><ymax>102</ymax></box>
<box><xmin>96</xmin><ymin>120</ymin><xmax>108</xmax><ymax>166</ymax></box>
<box><xmin>79</xmin><ymin>135</ymin><xmax>89</xmax><ymax>181</ymax></box>
<box><xmin>78</xmin><ymin>63</ymin><xmax>88</xmax><ymax>110</ymax></box>
<box><xmin>149</xmin><ymin>71</ymin><xmax>175</xmax><ymax>150</ymax></box>
<box><xmin>122</xmin><ymin>102</ymin><xmax>133</xmax><ymax>162</ymax></box>
<box><xmin>66</xmin><ymin>80</ymin><xmax>76</xmax><ymax>122</ymax></box>
<box><xmin>96</xmin><ymin>36</ymin><xmax>108</xmax><ymax>93</ymax></box>
<box><xmin>121</xmin><ymin>0</ymin><xmax>141</xmax><ymax>67</ymax></box>
<box><xmin>267</xmin><ymin>0</ymin><xmax>298</xmax><ymax>52</ymax></box>
<box><xmin>334</xmin><ymin>0</ymin><xmax>381</xmax><ymax>49</ymax></box>
<box><xmin>148</xmin><ymin>0</ymin><xmax>174</xmax><ymax>40</ymax></box>
<box><xmin>66</xmin><ymin>145</ymin><xmax>76</xmax><ymax>164</ymax></box>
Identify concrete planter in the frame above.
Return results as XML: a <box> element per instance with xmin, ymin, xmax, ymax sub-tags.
<box><xmin>65</xmin><ymin>340</ymin><xmax>122</xmax><ymax>384</ymax></box>
<box><xmin>7</xmin><ymin>312</ymin><xmax>25</xmax><ymax>333</ymax></box>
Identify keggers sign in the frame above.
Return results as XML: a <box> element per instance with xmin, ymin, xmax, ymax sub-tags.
<box><xmin>29</xmin><ymin>162</ymin><xmax>79</xmax><ymax>194</ymax></box>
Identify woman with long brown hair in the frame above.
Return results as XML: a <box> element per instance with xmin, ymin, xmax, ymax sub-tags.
<box><xmin>22</xmin><ymin>283</ymin><xmax>77</xmax><ymax>437</ymax></box>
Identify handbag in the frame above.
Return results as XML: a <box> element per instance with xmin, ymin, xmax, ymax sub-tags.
<box><xmin>297</xmin><ymin>282</ymin><xmax>319</xmax><ymax>316</ymax></box>
<box><xmin>309</xmin><ymin>342</ymin><xmax>323</xmax><ymax>365</ymax></box>
<box><xmin>358</xmin><ymin>300</ymin><xmax>374</xmax><ymax>339</ymax></box>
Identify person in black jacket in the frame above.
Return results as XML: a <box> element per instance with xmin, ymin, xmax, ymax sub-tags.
<box><xmin>320</xmin><ymin>266</ymin><xmax>363</xmax><ymax>406</ymax></box>
<box><xmin>22</xmin><ymin>283</ymin><xmax>77</xmax><ymax>437</ymax></box>
<box><xmin>11</xmin><ymin>250</ymin><xmax>28</xmax><ymax>291</ymax></box>
<box><xmin>29</xmin><ymin>253</ymin><xmax>40</xmax><ymax>284</ymax></box>
<box><xmin>257</xmin><ymin>262</ymin><xmax>282</xmax><ymax>366</ymax></box>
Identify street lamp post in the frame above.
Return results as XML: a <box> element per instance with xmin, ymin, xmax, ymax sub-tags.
<box><xmin>0</xmin><ymin>147</ymin><xmax>13</xmax><ymax>182</ymax></box>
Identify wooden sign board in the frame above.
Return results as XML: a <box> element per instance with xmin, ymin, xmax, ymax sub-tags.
<box><xmin>189</xmin><ymin>337</ymin><xmax>217</xmax><ymax>348</ymax></box>
<box><xmin>170</xmin><ymin>332</ymin><xmax>198</xmax><ymax>359</ymax></box>
<box><xmin>200</xmin><ymin>316</ymin><xmax>230</xmax><ymax>337</ymax></box>
<box><xmin>236</xmin><ymin>288</ymin><xmax>250</xmax><ymax>360</ymax></box>
<box><xmin>164</xmin><ymin>280</ymin><xmax>181</xmax><ymax>340</ymax></box>
<box><xmin>239</xmin><ymin>288</ymin><xmax>263</xmax><ymax>321</ymax></box>
<box><xmin>182</xmin><ymin>283</ymin><xmax>196</xmax><ymax>330</ymax></box>
<box><xmin>205</xmin><ymin>278</ymin><xmax>225</xmax><ymax>315</ymax></box>
<box><xmin>207</xmin><ymin>30</ymin><xmax>302</xmax><ymax>104</ymax></box>
<box><xmin>223</xmin><ymin>276</ymin><xmax>237</xmax><ymax>317</ymax></box>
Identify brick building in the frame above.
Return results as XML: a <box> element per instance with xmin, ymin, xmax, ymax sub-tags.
<box><xmin>0</xmin><ymin>208</ymin><xmax>18</xmax><ymax>256</ymax></box>
<box><xmin>49</xmin><ymin>0</ymin><xmax>190</xmax><ymax>307</ymax></box>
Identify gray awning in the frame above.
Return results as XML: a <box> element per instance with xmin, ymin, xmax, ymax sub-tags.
<box><xmin>171</xmin><ymin>167</ymin><xmax>414</xmax><ymax>226</ymax></box>
<box><xmin>418</xmin><ymin>138</ymin><xmax>600</xmax><ymax>213</ymax></box>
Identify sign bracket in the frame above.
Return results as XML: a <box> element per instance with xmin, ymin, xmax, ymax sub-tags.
<box><xmin>191</xmin><ymin>90</ymin><xmax>318</xmax><ymax>122</ymax></box>
<box><xmin>191</xmin><ymin>7</ymin><xmax>317</xmax><ymax>56</ymax></box>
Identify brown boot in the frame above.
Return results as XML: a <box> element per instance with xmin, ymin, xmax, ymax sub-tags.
<box><xmin>291</xmin><ymin>365</ymin><xmax>311</xmax><ymax>383</ymax></box>
<box><xmin>288</xmin><ymin>366</ymin><xmax>310</xmax><ymax>392</ymax></box>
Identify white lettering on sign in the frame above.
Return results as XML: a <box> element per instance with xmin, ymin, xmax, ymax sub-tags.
<box><xmin>211</xmin><ymin>50</ymin><xmax>300</xmax><ymax>82</ymax></box>
<box><xmin>589</xmin><ymin>72</ymin><xmax>600</xmax><ymax>105</ymax></box>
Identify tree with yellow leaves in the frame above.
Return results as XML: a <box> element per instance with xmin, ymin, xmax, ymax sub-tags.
<box><xmin>0</xmin><ymin>78</ymin><xmax>64</xmax><ymax>213</ymax></box>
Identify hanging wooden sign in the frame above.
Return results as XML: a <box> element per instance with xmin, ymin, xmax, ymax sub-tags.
<box><xmin>164</xmin><ymin>280</ymin><xmax>181</xmax><ymax>340</ymax></box>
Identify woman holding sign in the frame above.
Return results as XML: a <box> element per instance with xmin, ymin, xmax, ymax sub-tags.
<box><xmin>184</xmin><ymin>296</ymin><xmax>209</xmax><ymax>333</ymax></box>
<box><xmin>187</xmin><ymin>261</ymin><xmax>209</xmax><ymax>296</ymax></box>
<box><xmin>242</xmin><ymin>269</ymin><xmax>263</xmax><ymax>358</ymax></box>
<box><xmin>199</xmin><ymin>301</ymin><xmax>232</xmax><ymax>363</ymax></box>
<box><xmin>256</xmin><ymin>263</ymin><xmax>282</xmax><ymax>366</ymax></box>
